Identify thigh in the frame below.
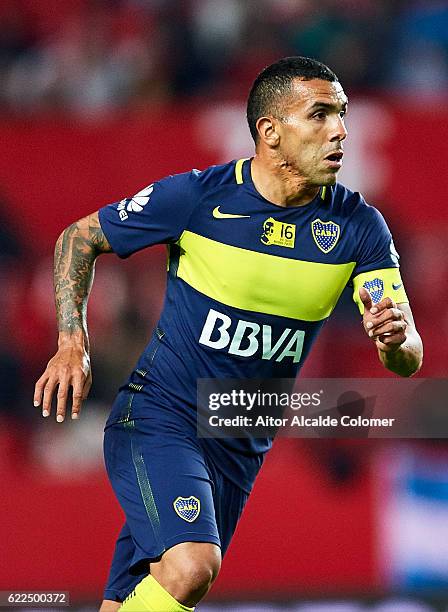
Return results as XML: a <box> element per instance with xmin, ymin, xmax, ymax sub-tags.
<box><xmin>103</xmin><ymin>419</ymin><xmax>221</xmax><ymax>576</ymax></box>
<box><xmin>103</xmin><ymin>522</ymin><xmax>145</xmax><ymax>602</ymax></box>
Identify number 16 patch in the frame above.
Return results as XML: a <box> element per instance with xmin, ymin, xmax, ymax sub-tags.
<box><xmin>261</xmin><ymin>218</ymin><xmax>296</xmax><ymax>248</ymax></box>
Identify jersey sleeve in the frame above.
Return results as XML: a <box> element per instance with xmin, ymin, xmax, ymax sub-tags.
<box><xmin>98</xmin><ymin>171</ymin><xmax>199</xmax><ymax>258</ymax></box>
<box><xmin>351</xmin><ymin>204</ymin><xmax>408</xmax><ymax>313</ymax></box>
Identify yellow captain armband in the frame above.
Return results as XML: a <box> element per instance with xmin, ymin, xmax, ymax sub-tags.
<box><xmin>352</xmin><ymin>268</ymin><xmax>408</xmax><ymax>314</ymax></box>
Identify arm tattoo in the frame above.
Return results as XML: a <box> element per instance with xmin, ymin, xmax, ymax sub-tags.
<box><xmin>54</xmin><ymin>213</ymin><xmax>112</xmax><ymax>336</ymax></box>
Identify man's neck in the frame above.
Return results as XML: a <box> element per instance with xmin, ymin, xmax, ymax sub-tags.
<box><xmin>251</xmin><ymin>153</ymin><xmax>320</xmax><ymax>207</ymax></box>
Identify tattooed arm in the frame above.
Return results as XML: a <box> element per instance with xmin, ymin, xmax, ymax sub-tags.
<box><xmin>34</xmin><ymin>212</ymin><xmax>112</xmax><ymax>422</ymax></box>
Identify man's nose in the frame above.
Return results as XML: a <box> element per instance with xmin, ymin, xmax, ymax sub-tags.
<box><xmin>330</xmin><ymin>116</ymin><xmax>347</xmax><ymax>142</ymax></box>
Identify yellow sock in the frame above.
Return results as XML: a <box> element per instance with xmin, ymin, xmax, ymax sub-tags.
<box><xmin>119</xmin><ymin>574</ymin><xmax>195</xmax><ymax>611</ymax></box>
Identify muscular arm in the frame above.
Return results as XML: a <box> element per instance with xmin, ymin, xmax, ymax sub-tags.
<box><xmin>54</xmin><ymin>212</ymin><xmax>112</xmax><ymax>343</ymax></box>
<box><xmin>34</xmin><ymin>212</ymin><xmax>112</xmax><ymax>421</ymax></box>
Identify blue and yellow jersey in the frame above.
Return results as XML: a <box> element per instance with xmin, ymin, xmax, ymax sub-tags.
<box><xmin>99</xmin><ymin>158</ymin><xmax>407</xmax><ymax>487</ymax></box>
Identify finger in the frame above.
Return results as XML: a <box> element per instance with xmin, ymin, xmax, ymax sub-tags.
<box><xmin>369</xmin><ymin>319</ymin><xmax>406</xmax><ymax>339</ymax></box>
<box><xmin>56</xmin><ymin>376</ymin><xmax>70</xmax><ymax>423</ymax></box>
<box><xmin>365</xmin><ymin>307</ymin><xmax>403</xmax><ymax>332</ymax></box>
<box><xmin>369</xmin><ymin>320</ymin><xmax>406</xmax><ymax>339</ymax></box>
<box><xmin>370</xmin><ymin>296</ymin><xmax>396</xmax><ymax>315</ymax></box>
<box><xmin>359</xmin><ymin>287</ymin><xmax>373</xmax><ymax>312</ymax></box>
<box><xmin>376</xmin><ymin>332</ymin><xmax>406</xmax><ymax>351</ymax></box>
<box><xmin>71</xmin><ymin>373</ymin><xmax>86</xmax><ymax>420</ymax></box>
<box><xmin>82</xmin><ymin>374</ymin><xmax>92</xmax><ymax>400</ymax></box>
<box><xmin>42</xmin><ymin>377</ymin><xmax>57</xmax><ymax>417</ymax></box>
<box><xmin>34</xmin><ymin>373</ymin><xmax>49</xmax><ymax>409</ymax></box>
<box><xmin>373</xmin><ymin>305</ymin><xmax>402</xmax><ymax>324</ymax></box>
<box><xmin>380</xmin><ymin>331</ymin><xmax>406</xmax><ymax>343</ymax></box>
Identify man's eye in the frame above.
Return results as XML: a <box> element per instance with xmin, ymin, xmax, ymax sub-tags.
<box><xmin>340</xmin><ymin>110</ymin><xmax>346</xmax><ymax>118</ymax></box>
<box><xmin>313</xmin><ymin>112</ymin><xmax>326</xmax><ymax>120</ymax></box>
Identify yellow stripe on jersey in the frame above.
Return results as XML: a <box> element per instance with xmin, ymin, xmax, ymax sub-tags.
<box><xmin>234</xmin><ymin>158</ymin><xmax>248</xmax><ymax>184</ymax></box>
<box><xmin>321</xmin><ymin>186</ymin><xmax>327</xmax><ymax>200</ymax></box>
<box><xmin>177</xmin><ymin>231</ymin><xmax>355</xmax><ymax>321</ymax></box>
<box><xmin>352</xmin><ymin>268</ymin><xmax>408</xmax><ymax>314</ymax></box>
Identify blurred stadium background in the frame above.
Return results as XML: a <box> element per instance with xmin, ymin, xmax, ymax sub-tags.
<box><xmin>0</xmin><ymin>0</ymin><xmax>447</xmax><ymax>610</ymax></box>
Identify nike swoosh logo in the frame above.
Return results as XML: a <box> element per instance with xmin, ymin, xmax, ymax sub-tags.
<box><xmin>212</xmin><ymin>206</ymin><xmax>250</xmax><ymax>219</ymax></box>
<box><xmin>392</xmin><ymin>283</ymin><xmax>403</xmax><ymax>290</ymax></box>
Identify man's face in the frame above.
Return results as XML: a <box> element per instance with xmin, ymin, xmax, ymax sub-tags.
<box><xmin>274</xmin><ymin>78</ymin><xmax>348</xmax><ymax>186</ymax></box>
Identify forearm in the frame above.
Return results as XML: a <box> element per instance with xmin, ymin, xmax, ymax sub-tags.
<box><xmin>54</xmin><ymin>213</ymin><xmax>111</xmax><ymax>349</ymax></box>
<box><xmin>377</xmin><ymin>331</ymin><xmax>423</xmax><ymax>377</ymax></box>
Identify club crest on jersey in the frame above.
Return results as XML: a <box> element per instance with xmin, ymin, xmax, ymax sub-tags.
<box><xmin>261</xmin><ymin>217</ymin><xmax>296</xmax><ymax>248</ymax></box>
<box><xmin>363</xmin><ymin>278</ymin><xmax>384</xmax><ymax>303</ymax></box>
<box><xmin>173</xmin><ymin>496</ymin><xmax>200</xmax><ymax>522</ymax></box>
<box><xmin>311</xmin><ymin>219</ymin><xmax>340</xmax><ymax>253</ymax></box>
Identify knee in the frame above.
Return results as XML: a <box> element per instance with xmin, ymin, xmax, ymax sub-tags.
<box><xmin>178</xmin><ymin>556</ymin><xmax>219</xmax><ymax>598</ymax></box>
<box><xmin>154</xmin><ymin>543</ymin><xmax>221</xmax><ymax>606</ymax></box>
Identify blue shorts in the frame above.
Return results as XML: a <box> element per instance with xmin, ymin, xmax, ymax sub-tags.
<box><xmin>103</xmin><ymin>409</ymin><xmax>250</xmax><ymax>602</ymax></box>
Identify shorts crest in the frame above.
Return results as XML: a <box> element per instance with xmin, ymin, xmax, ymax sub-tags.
<box><xmin>173</xmin><ymin>496</ymin><xmax>201</xmax><ymax>522</ymax></box>
<box><xmin>311</xmin><ymin>219</ymin><xmax>340</xmax><ymax>253</ymax></box>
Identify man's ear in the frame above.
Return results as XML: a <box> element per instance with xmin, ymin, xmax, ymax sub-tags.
<box><xmin>256</xmin><ymin>116</ymin><xmax>280</xmax><ymax>147</ymax></box>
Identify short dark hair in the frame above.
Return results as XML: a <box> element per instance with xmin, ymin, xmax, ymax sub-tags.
<box><xmin>246</xmin><ymin>56</ymin><xmax>338</xmax><ymax>143</ymax></box>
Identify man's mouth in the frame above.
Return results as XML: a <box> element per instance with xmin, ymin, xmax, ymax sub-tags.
<box><xmin>324</xmin><ymin>150</ymin><xmax>343</xmax><ymax>168</ymax></box>
<box><xmin>325</xmin><ymin>151</ymin><xmax>343</xmax><ymax>162</ymax></box>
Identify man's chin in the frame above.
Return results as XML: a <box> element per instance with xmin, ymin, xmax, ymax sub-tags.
<box><xmin>322</xmin><ymin>173</ymin><xmax>338</xmax><ymax>186</ymax></box>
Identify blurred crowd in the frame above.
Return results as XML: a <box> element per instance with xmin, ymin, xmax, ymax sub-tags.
<box><xmin>1</xmin><ymin>0</ymin><xmax>448</xmax><ymax>117</ymax></box>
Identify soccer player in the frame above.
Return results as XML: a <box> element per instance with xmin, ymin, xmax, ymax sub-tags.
<box><xmin>34</xmin><ymin>57</ymin><xmax>423</xmax><ymax>611</ymax></box>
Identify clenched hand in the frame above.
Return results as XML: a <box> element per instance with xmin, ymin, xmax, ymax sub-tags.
<box><xmin>359</xmin><ymin>286</ymin><xmax>407</xmax><ymax>352</ymax></box>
